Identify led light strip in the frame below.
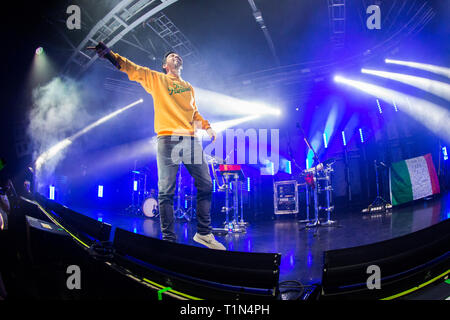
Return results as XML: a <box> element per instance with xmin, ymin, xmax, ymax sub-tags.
<box><xmin>381</xmin><ymin>269</ymin><xmax>450</xmax><ymax>300</ymax></box>
<box><xmin>22</xmin><ymin>197</ymin><xmax>89</xmax><ymax>248</ymax></box>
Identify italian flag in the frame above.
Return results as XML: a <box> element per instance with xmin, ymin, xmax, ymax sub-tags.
<box><xmin>389</xmin><ymin>153</ymin><xmax>440</xmax><ymax>206</ymax></box>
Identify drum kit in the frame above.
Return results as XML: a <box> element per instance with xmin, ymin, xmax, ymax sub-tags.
<box><xmin>124</xmin><ymin>164</ymin><xmax>197</xmax><ymax>220</ymax></box>
<box><xmin>124</xmin><ymin>166</ymin><xmax>159</xmax><ymax>218</ymax></box>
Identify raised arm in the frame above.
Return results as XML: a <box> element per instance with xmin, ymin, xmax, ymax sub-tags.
<box><xmin>110</xmin><ymin>52</ymin><xmax>151</xmax><ymax>86</ymax></box>
<box><xmin>92</xmin><ymin>42</ymin><xmax>154</xmax><ymax>92</ymax></box>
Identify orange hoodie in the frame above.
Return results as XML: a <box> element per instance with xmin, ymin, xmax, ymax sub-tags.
<box><xmin>111</xmin><ymin>52</ymin><xmax>211</xmax><ymax>136</ymax></box>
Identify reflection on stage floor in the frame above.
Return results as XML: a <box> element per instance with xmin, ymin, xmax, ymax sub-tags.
<box><xmin>73</xmin><ymin>192</ymin><xmax>449</xmax><ymax>286</ymax></box>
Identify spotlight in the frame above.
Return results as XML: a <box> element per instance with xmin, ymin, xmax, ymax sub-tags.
<box><xmin>35</xmin><ymin>47</ymin><xmax>44</xmax><ymax>55</ymax></box>
<box><xmin>35</xmin><ymin>99</ymin><xmax>143</xmax><ymax>171</ymax></box>
<box><xmin>209</xmin><ymin>114</ymin><xmax>261</xmax><ymax>134</ymax></box>
<box><xmin>334</xmin><ymin>75</ymin><xmax>450</xmax><ymax>143</ymax></box>
<box><xmin>384</xmin><ymin>59</ymin><xmax>450</xmax><ymax>79</ymax></box>
<box><xmin>196</xmin><ymin>88</ymin><xmax>282</xmax><ymax>117</ymax></box>
<box><xmin>362</xmin><ymin>68</ymin><xmax>450</xmax><ymax>102</ymax></box>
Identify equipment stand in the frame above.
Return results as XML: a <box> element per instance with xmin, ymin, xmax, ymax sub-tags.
<box><xmin>298</xmin><ymin>183</ymin><xmax>313</xmax><ymax>223</ymax></box>
<box><xmin>125</xmin><ymin>162</ymin><xmax>143</xmax><ymax>216</ymax></box>
<box><xmin>362</xmin><ymin>160</ymin><xmax>392</xmax><ymax>213</ymax></box>
<box><xmin>228</xmin><ymin>173</ymin><xmax>246</xmax><ymax>233</ymax></box>
<box><xmin>238</xmin><ymin>180</ymin><xmax>248</xmax><ymax>227</ymax></box>
<box><xmin>212</xmin><ymin>174</ymin><xmax>232</xmax><ymax>234</ymax></box>
<box><xmin>184</xmin><ymin>177</ymin><xmax>196</xmax><ymax>220</ymax></box>
<box><xmin>305</xmin><ymin>178</ymin><xmax>320</xmax><ymax>228</ymax></box>
<box><xmin>320</xmin><ymin>168</ymin><xmax>336</xmax><ymax>226</ymax></box>
<box><xmin>174</xmin><ymin>164</ymin><xmax>189</xmax><ymax>221</ymax></box>
<box><xmin>296</xmin><ymin>123</ymin><xmax>340</xmax><ymax>234</ymax></box>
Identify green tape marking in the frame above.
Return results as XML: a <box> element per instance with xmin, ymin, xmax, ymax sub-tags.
<box><xmin>445</xmin><ymin>279</ymin><xmax>450</xmax><ymax>285</ymax></box>
<box><xmin>157</xmin><ymin>287</ymin><xmax>172</xmax><ymax>300</ymax></box>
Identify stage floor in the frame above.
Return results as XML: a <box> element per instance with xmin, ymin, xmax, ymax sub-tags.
<box><xmin>73</xmin><ymin>192</ymin><xmax>450</xmax><ymax>286</ymax></box>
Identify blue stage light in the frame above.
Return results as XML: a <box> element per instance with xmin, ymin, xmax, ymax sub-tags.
<box><xmin>49</xmin><ymin>185</ymin><xmax>55</xmax><ymax>200</ymax></box>
<box><xmin>247</xmin><ymin>177</ymin><xmax>251</xmax><ymax>191</ymax></box>
<box><xmin>363</xmin><ymin>67</ymin><xmax>450</xmax><ymax>102</ymax></box>
<box><xmin>323</xmin><ymin>132</ymin><xmax>328</xmax><ymax>149</ymax></box>
<box><xmin>213</xmin><ymin>179</ymin><xmax>216</xmax><ymax>192</ymax></box>
<box><xmin>393</xmin><ymin>100</ymin><xmax>398</xmax><ymax>112</ymax></box>
<box><xmin>443</xmin><ymin>147</ymin><xmax>448</xmax><ymax>161</ymax></box>
<box><xmin>98</xmin><ymin>185</ymin><xmax>103</xmax><ymax>198</ymax></box>
<box><xmin>376</xmin><ymin>99</ymin><xmax>382</xmax><ymax>114</ymax></box>
<box><xmin>35</xmin><ymin>99</ymin><xmax>144</xmax><ymax>171</ymax></box>
<box><xmin>384</xmin><ymin>59</ymin><xmax>450</xmax><ymax>81</ymax></box>
<box><xmin>133</xmin><ymin>181</ymin><xmax>138</xmax><ymax>191</ymax></box>
<box><xmin>334</xmin><ymin>75</ymin><xmax>450</xmax><ymax>144</ymax></box>
<box><xmin>286</xmin><ymin>161</ymin><xmax>292</xmax><ymax>174</ymax></box>
<box><xmin>359</xmin><ymin>128</ymin><xmax>365</xmax><ymax>143</ymax></box>
<box><xmin>342</xmin><ymin>131</ymin><xmax>347</xmax><ymax>146</ymax></box>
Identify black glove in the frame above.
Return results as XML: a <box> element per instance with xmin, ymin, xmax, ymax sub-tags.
<box><xmin>93</xmin><ymin>42</ymin><xmax>121</xmax><ymax>69</ymax></box>
<box><xmin>95</xmin><ymin>42</ymin><xmax>110</xmax><ymax>57</ymax></box>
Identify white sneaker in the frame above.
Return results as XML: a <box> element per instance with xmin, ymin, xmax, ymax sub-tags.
<box><xmin>193</xmin><ymin>233</ymin><xmax>226</xmax><ymax>250</ymax></box>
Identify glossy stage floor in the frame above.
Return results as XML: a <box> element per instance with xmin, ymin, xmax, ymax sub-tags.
<box><xmin>72</xmin><ymin>192</ymin><xmax>450</xmax><ymax>287</ymax></box>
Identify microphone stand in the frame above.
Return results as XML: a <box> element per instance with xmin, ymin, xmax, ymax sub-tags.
<box><xmin>296</xmin><ymin>123</ymin><xmax>339</xmax><ymax>236</ymax></box>
<box><xmin>362</xmin><ymin>160</ymin><xmax>392</xmax><ymax>213</ymax></box>
<box><xmin>287</xmin><ymin>133</ymin><xmax>310</xmax><ymax>223</ymax></box>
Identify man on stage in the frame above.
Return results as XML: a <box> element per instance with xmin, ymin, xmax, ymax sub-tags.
<box><xmin>94</xmin><ymin>42</ymin><xmax>225</xmax><ymax>250</ymax></box>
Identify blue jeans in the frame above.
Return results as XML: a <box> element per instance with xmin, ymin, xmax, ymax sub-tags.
<box><xmin>156</xmin><ymin>136</ymin><xmax>213</xmax><ymax>241</ymax></box>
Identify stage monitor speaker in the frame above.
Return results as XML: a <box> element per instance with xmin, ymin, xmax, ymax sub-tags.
<box><xmin>320</xmin><ymin>218</ymin><xmax>450</xmax><ymax>300</ymax></box>
<box><xmin>34</xmin><ymin>193</ymin><xmax>111</xmax><ymax>243</ymax></box>
<box><xmin>22</xmin><ymin>215</ymin><xmax>152</xmax><ymax>300</ymax></box>
<box><xmin>113</xmin><ymin>228</ymin><xmax>281</xmax><ymax>295</ymax></box>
